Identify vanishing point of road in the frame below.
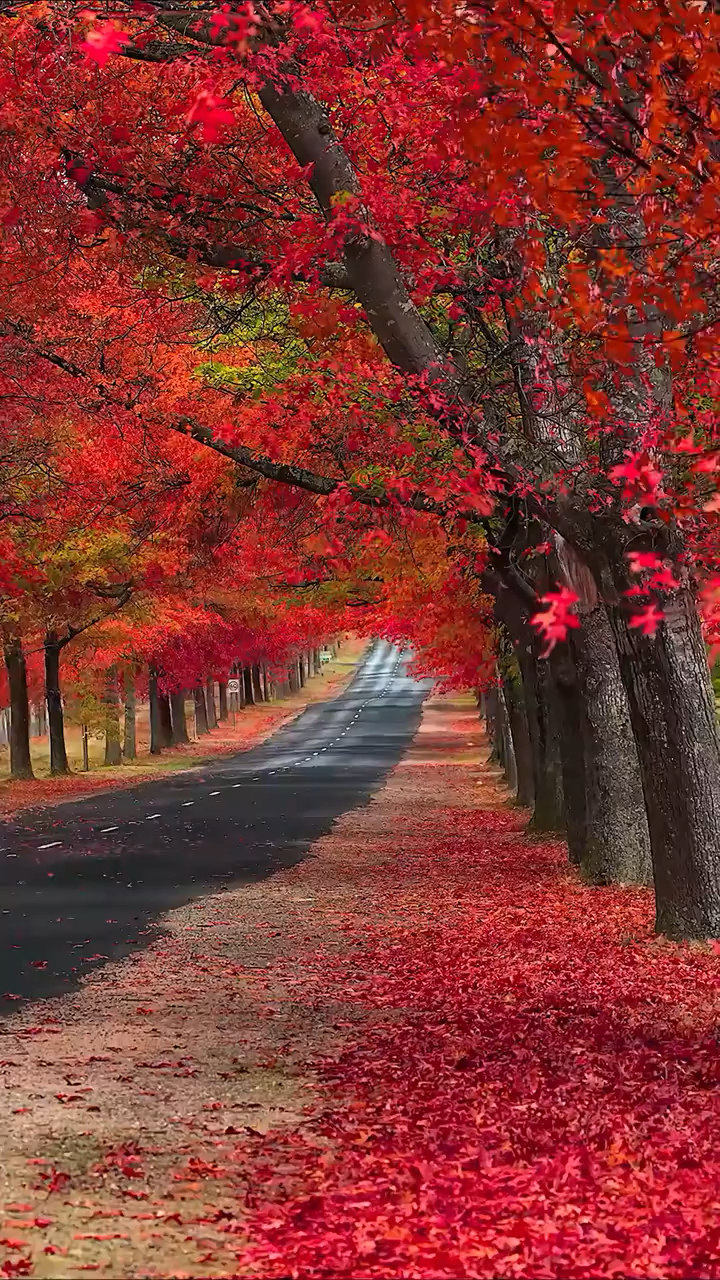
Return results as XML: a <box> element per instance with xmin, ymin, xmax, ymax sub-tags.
<box><xmin>0</xmin><ymin>642</ymin><xmax>429</xmax><ymax>1009</ymax></box>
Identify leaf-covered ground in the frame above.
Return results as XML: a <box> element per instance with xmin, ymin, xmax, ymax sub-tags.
<box><xmin>0</xmin><ymin>696</ymin><xmax>718</xmax><ymax>1278</ymax></box>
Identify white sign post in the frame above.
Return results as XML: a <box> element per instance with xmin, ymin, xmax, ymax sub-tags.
<box><xmin>227</xmin><ymin>677</ymin><xmax>241</xmax><ymax>725</ymax></box>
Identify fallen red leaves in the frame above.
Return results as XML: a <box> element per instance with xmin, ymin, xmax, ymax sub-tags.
<box><xmin>231</xmin><ymin>720</ymin><xmax>720</xmax><ymax>1277</ymax></box>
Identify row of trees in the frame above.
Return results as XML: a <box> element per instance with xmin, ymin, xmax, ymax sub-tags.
<box><xmin>3</xmin><ymin>642</ymin><xmax>330</xmax><ymax>781</ymax></box>
<box><xmin>0</xmin><ymin>0</ymin><xmax>719</xmax><ymax>937</ymax></box>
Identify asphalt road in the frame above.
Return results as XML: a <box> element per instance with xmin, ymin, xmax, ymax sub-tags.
<box><xmin>0</xmin><ymin>641</ymin><xmax>430</xmax><ymax>1010</ymax></box>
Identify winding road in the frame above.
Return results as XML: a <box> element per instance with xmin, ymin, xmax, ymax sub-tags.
<box><xmin>0</xmin><ymin>641</ymin><xmax>430</xmax><ymax>1009</ymax></box>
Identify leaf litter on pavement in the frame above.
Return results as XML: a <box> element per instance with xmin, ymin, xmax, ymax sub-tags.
<box><xmin>0</xmin><ymin>696</ymin><xmax>717</xmax><ymax>1278</ymax></box>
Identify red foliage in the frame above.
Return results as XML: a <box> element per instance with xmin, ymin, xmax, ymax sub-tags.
<box><xmin>233</xmin><ymin>809</ymin><xmax>720</xmax><ymax>1277</ymax></box>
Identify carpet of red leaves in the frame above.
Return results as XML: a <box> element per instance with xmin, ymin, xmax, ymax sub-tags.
<box><xmin>233</xmin><ymin>708</ymin><xmax>720</xmax><ymax>1279</ymax></box>
<box><xmin>0</xmin><ymin>696</ymin><xmax>718</xmax><ymax>1278</ymax></box>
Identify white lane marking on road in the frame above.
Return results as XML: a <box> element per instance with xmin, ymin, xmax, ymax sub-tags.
<box><xmin>146</xmin><ymin>813</ymin><xmax>161</xmax><ymax>820</ymax></box>
<box><xmin>209</xmin><ymin>791</ymin><xmax>220</xmax><ymax>796</ymax></box>
<box><xmin>182</xmin><ymin>802</ymin><xmax>194</xmax><ymax>807</ymax></box>
<box><xmin>232</xmin><ymin>784</ymin><xmax>242</xmax><ymax>788</ymax></box>
<box><xmin>100</xmin><ymin>826</ymin><xmax>119</xmax><ymax>833</ymax></box>
<box><xmin>39</xmin><ymin>842</ymin><xmax>62</xmax><ymax>849</ymax></box>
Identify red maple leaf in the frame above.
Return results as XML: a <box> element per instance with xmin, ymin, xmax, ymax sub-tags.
<box><xmin>80</xmin><ymin>22</ymin><xmax>129</xmax><ymax>67</ymax></box>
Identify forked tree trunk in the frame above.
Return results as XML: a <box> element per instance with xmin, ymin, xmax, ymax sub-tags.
<box><xmin>123</xmin><ymin>670</ymin><xmax>136</xmax><ymax>760</ymax></box>
<box><xmin>103</xmin><ymin>665</ymin><xmax>122</xmax><ymax>766</ymax></box>
<box><xmin>194</xmin><ymin>685</ymin><xmax>209</xmax><ymax>735</ymax></box>
<box><xmin>206</xmin><ymin>679</ymin><xmax>218</xmax><ymax>729</ymax></box>
<box><xmin>502</xmin><ymin>674</ymin><xmax>534</xmax><ymax>807</ymax></box>
<box><xmin>243</xmin><ymin>666</ymin><xmax>255</xmax><ymax>705</ymax></box>
<box><xmin>149</xmin><ymin>668</ymin><xmax>163</xmax><ymax>754</ymax></box>
<box><xmin>609</xmin><ymin>589</ymin><xmax>720</xmax><ymax>938</ymax></box>
<box><xmin>218</xmin><ymin>682</ymin><xmax>228</xmax><ymax>721</ymax></box>
<box><xmin>170</xmin><ymin>690</ymin><xmax>190</xmax><ymax>744</ymax></box>
<box><xmin>3</xmin><ymin>637</ymin><xmax>33</xmax><ymax>780</ymax></box>
<box><xmin>44</xmin><ymin>632</ymin><xmax>70</xmax><ymax>776</ymax></box>
<box><xmin>571</xmin><ymin>606</ymin><xmax>651</xmax><ymax>886</ymax></box>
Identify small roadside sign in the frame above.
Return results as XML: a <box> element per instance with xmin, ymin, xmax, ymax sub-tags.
<box><xmin>227</xmin><ymin>678</ymin><xmax>241</xmax><ymax>693</ymax></box>
<box><xmin>320</xmin><ymin>652</ymin><xmax>331</xmax><ymax>664</ymax></box>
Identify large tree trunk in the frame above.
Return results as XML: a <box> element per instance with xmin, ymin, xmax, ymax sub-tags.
<box><xmin>498</xmin><ymin>684</ymin><xmax>517</xmax><ymax>794</ymax></box>
<box><xmin>252</xmin><ymin>665</ymin><xmax>264</xmax><ymax>703</ymax></box>
<box><xmin>149</xmin><ymin>668</ymin><xmax>163</xmax><ymax>754</ymax></box>
<box><xmin>170</xmin><ymin>690</ymin><xmax>190</xmax><ymax>744</ymax></box>
<box><xmin>609</xmin><ymin>589</ymin><xmax>720</xmax><ymax>938</ymax></box>
<box><xmin>218</xmin><ymin>681</ymin><xmax>228</xmax><ymax>721</ymax></box>
<box><xmin>297</xmin><ymin>657</ymin><xmax>306</xmax><ymax>688</ymax></box>
<box><xmin>549</xmin><ymin>643</ymin><xmax>587</xmax><ymax>866</ymax></box>
<box><xmin>194</xmin><ymin>685</ymin><xmax>209</xmax><ymax>735</ymax></box>
<box><xmin>484</xmin><ymin>686</ymin><xmax>499</xmax><ymax>764</ymax></box>
<box><xmin>158</xmin><ymin>691</ymin><xmax>173</xmax><ymax>748</ymax></box>
<box><xmin>243</xmin><ymin>666</ymin><xmax>255</xmax><ymax>706</ymax></box>
<box><xmin>206</xmin><ymin>679</ymin><xmax>218</xmax><ymax>729</ymax></box>
<box><xmin>103</xmin><ymin>664</ymin><xmax>122</xmax><ymax>766</ymax></box>
<box><xmin>3</xmin><ymin>637</ymin><xmax>34</xmax><ymax>780</ymax></box>
<box><xmin>520</xmin><ymin>646</ymin><xmax>565</xmax><ymax>833</ymax></box>
<box><xmin>571</xmin><ymin>606</ymin><xmax>651</xmax><ymax>886</ymax></box>
<box><xmin>44</xmin><ymin>632</ymin><xmax>70</xmax><ymax>776</ymax></box>
<box><xmin>502</xmin><ymin>673</ymin><xmax>534</xmax><ymax>807</ymax></box>
<box><xmin>123</xmin><ymin>669</ymin><xmax>136</xmax><ymax>760</ymax></box>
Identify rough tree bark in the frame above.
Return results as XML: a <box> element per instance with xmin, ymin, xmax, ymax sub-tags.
<box><xmin>218</xmin><ymin>681</ymin><xmax>228</xmax><ymax>721</ymax></box>
<box><xmin>520</xmin><ymin>644</ymin><xmax>565</xmax><ymax>834</ymax></box>
<box><xmin>609</xmin><ymin>589</ymin><xmax>720</xmax><ymax>937</ymax></box>
<box><xmin>498</xmin><ymin>684</ymin><xmax>518</xmax><ymax>795</ymax></box>
<box><xmin>252</xmin><ymin>665</ymin><xmax>264</xmax><ymax>703</ymax></box>
<box><xmin>501</xmin><ymin>672</ymin><xmax>534</xmax><ymax>807</ymax></box>
<box><xmin>3</xmin><ymin>637</ymin><xmax>34</xmax><ymax>780</ymax></box>
<box><xmin>103</xmin><ymin>665</ymin><xmax>122</xmax><ymax>766</ymax></box>
<box><xmin>149</xmin><ymin>668</ymin><xmax>164</xmax><ymax>754</ymax></box>
<box><xmin>206</xmin><ymin>679</ymin><xmax>218</xmax><ymax>729</ymax></box>
<box><xmin>193</xmin><ymin>685</ymin><xmax>209</xmax><ymax>735</ymax></box>
<box><xmin>44</xmin><ymin>632</ymin><xmax>70</xmax><ymax>776</ymax></box>
<box><xmin>170</xmin><ymin>690</ymin><xmax>190</xmax><ymax>744</ymax></box>
<box><xmin>484</xmin><ymin>686</ymin><xmax>499</xmax><ymax>764</ymax></box>
<box><xmin>243</xmin><ymin>667</ymin><xmax>255</xmax><ymax>705</ymax></box>
<box><xmin>571</xmin><ymin>606</ymin><xmax>651</xmax><ymax>886</ymax></box>
<box><xmin>549</xmin><ymin>643</ymin><xmax>587</xmax><ymax>866</ymax></box>
<box><xmin>123</xmin><ymin>669</ymin><xmax>137</xmax><ymax>760</ymax></box>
